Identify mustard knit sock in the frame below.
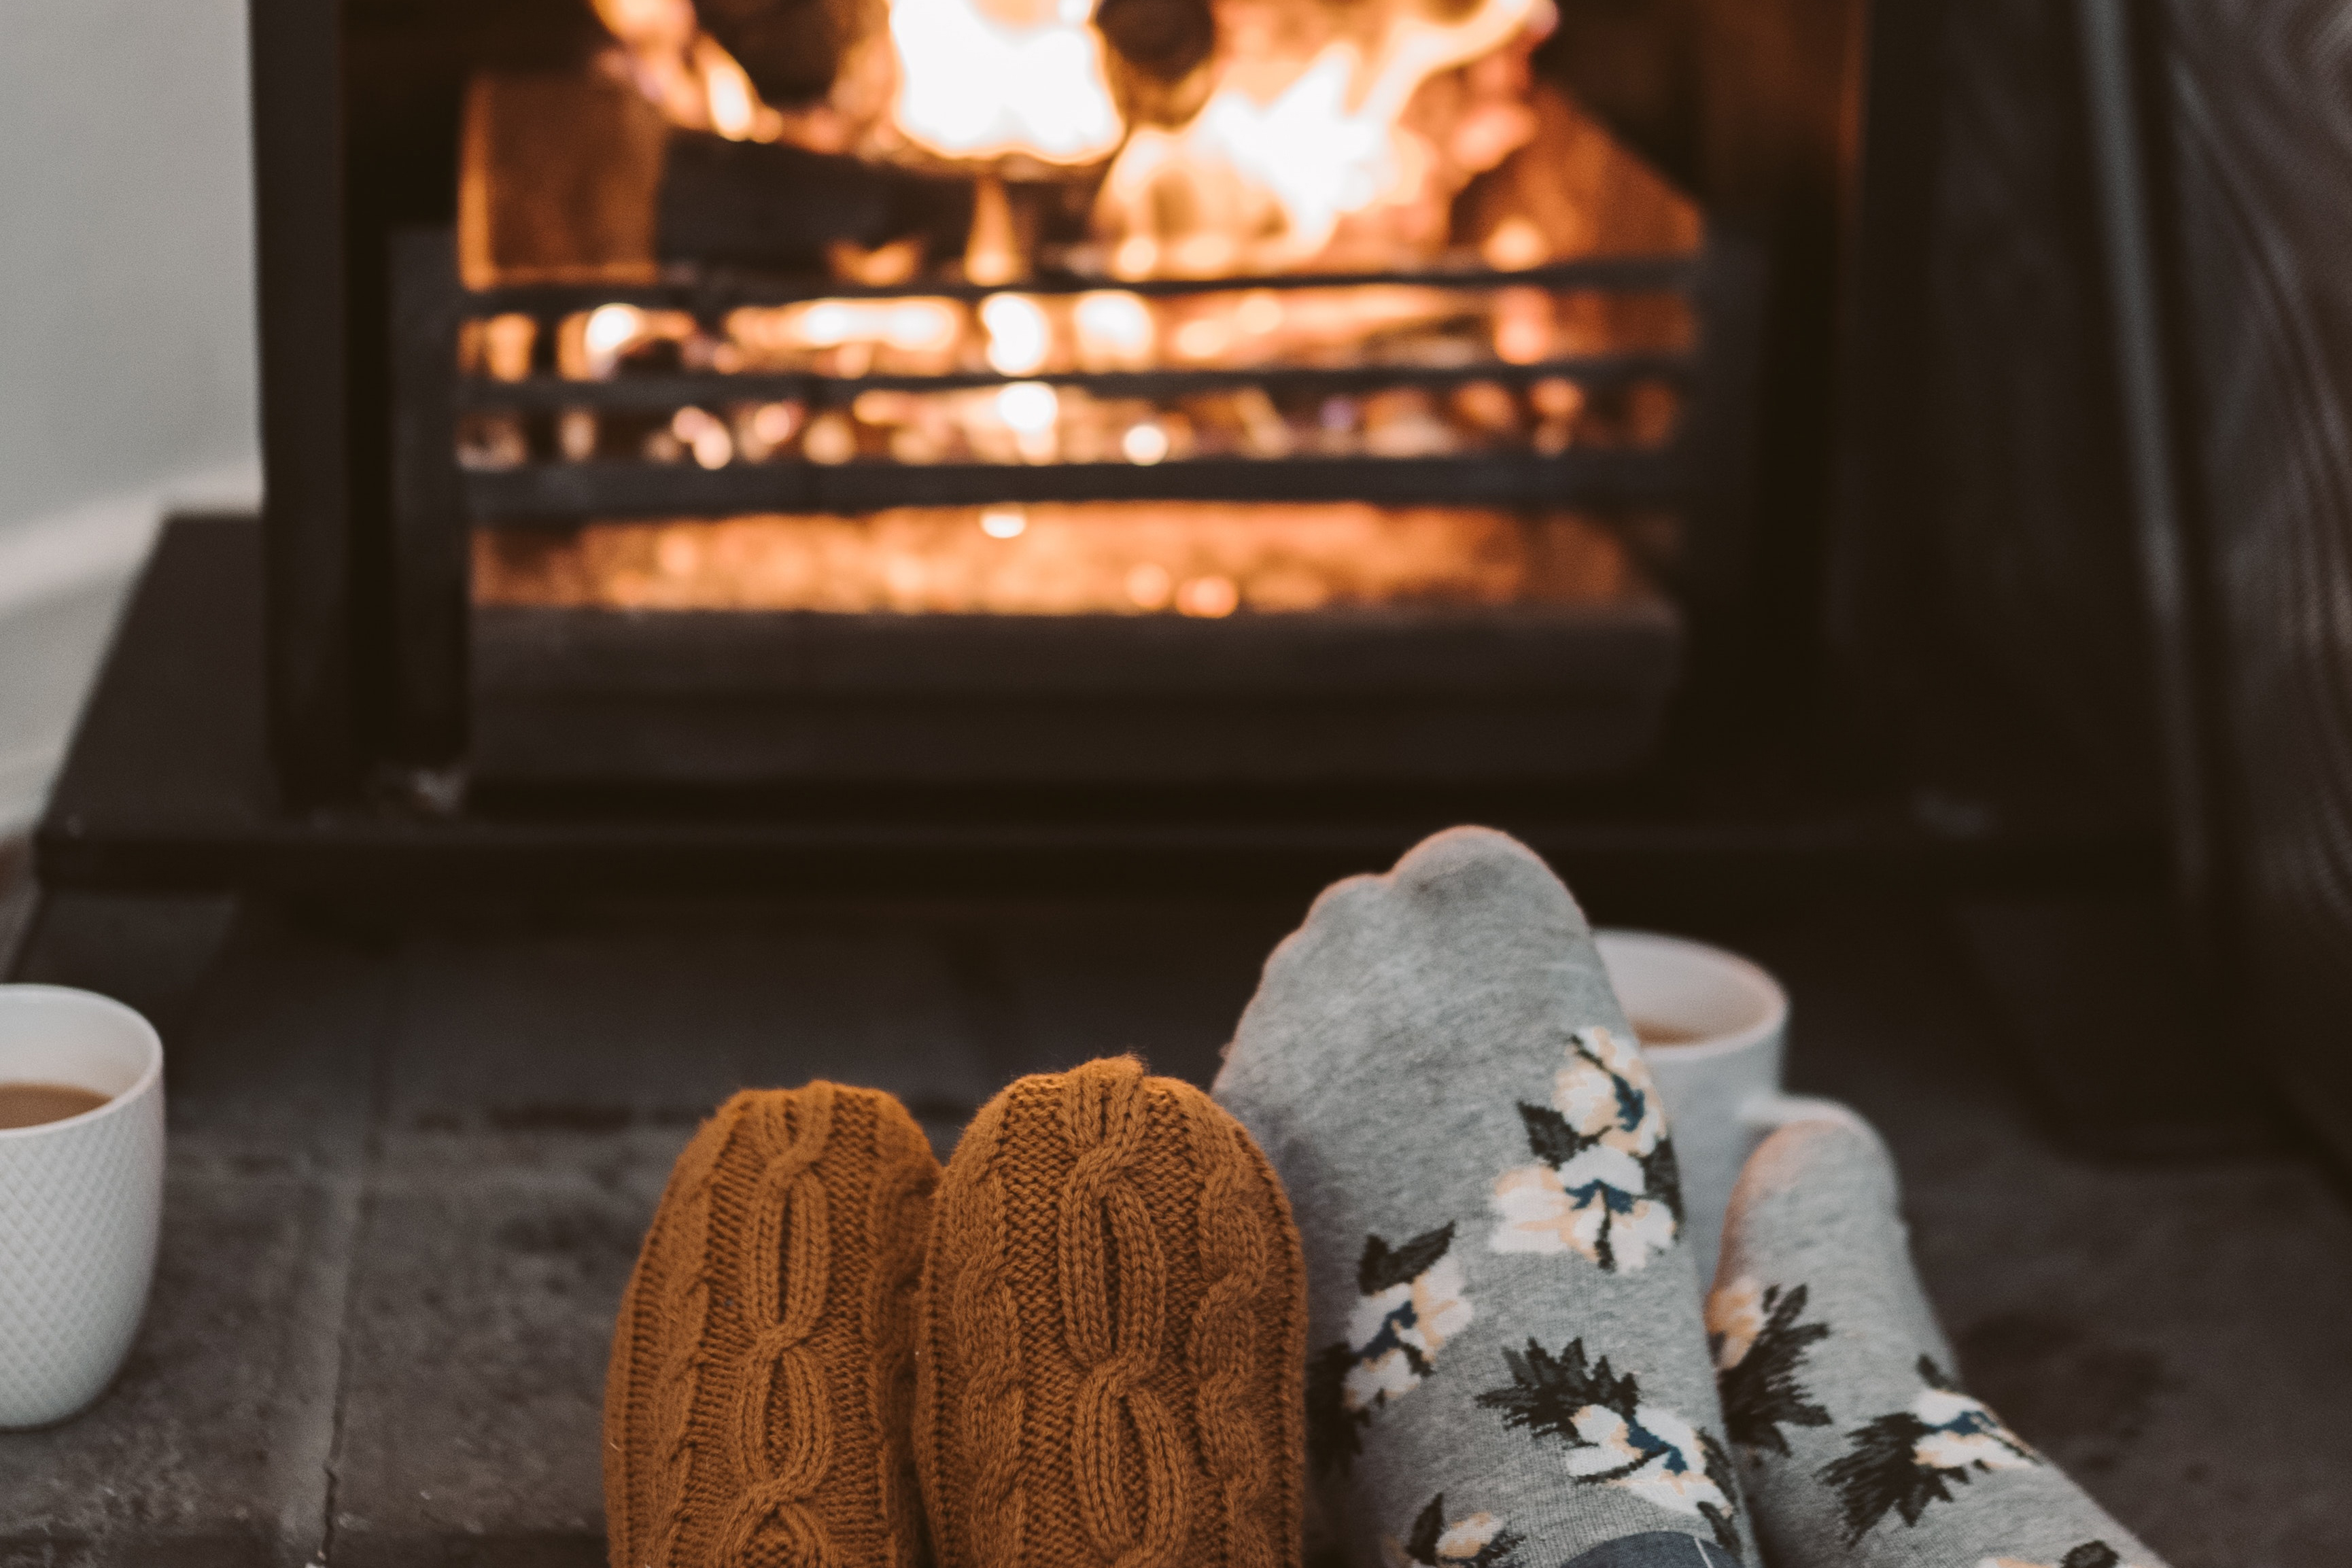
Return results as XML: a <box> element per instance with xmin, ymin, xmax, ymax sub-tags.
<box><xmin>603</xmin><ymin>1083</ymin><xmax>941</xmax><ymax>1568</ymax></box>
<box><xmin>915</xmin><ymin>1055</ymin><xmax>1309</xmax><ymax>1568</ymax></box>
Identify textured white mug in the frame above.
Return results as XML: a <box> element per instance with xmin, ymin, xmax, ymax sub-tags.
<box><xmin>1595</xmin><ymin>931</ymin><xmax>1831</xmax><ymax>1295</ymax></box>
<box><xmin>0</xmin><ymin>984</ymin><xmax>165</xmax><ymax>1428</ymax></box>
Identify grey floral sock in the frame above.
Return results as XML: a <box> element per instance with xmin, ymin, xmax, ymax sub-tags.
<box><xmin>1710</xmin><ymin>1117</ymin><xmax>2168</xmax><ymax>1568</ymax></box>
<box><xmin>1213</xmin><ymin>828</ymin><xmax>1756</xmax><ymax>1567</ymax></box>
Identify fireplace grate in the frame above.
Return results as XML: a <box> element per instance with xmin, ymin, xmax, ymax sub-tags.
<box><xmin>383</xmin><ymin>224</ymin><xmax>1763</xmax><ymax>795</ymax></box>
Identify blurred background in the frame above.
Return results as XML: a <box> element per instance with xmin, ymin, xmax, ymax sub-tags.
<box><xmin>0</xmin><ymin>0</ymin><xmax>258</xmax><ymax>833</ymax></box>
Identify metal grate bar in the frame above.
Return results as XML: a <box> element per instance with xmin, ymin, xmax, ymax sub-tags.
<box><xmin>455</xmin><ymin>351</ymin><xmax>1694</xmax><ymax>413</ymax></box>
<box><xmin>463</xmin><ymin>449</ymin><xmax>1691</xmax><ymax>523</ymax></box>
<box><xmin>466</xmin><ymin>254</ymin><xmax>1703</xmax><ymax>315</ymax></box>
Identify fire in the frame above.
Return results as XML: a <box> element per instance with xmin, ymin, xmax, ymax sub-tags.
<box><xmin>887</xmin><ymin>0</ymin><xmax>1124</xmax><ymax>164</ymax></box>
<box><xmin>590</xmin><ymin>0</ymin><xmax>780</xmax><ymax>141</ymax></box>
<box><xmin>1098</xmin><ymin>0</ymin><xmax>1550</xmax><ymax>275</ymax></box>
<box><xmin>473</xmin><ymin>504</ymin><xmax>1644</xmax><ymax>616</ymax></box>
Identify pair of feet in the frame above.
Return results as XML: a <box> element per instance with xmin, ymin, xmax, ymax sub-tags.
<box><xmin>604</xmin><ymin>1056</ymin><xmax>1307</xmax><ymax>1568</ymax></box>
<box><xmin>1224</xmin><ymin>829</ymin><xmax>2166</xmax><ymax>1568</ymax></box>
<box><xmin>604</xmin><ymin>827</ymin><xmax>2166</xmax><ymax>1568</ymax></box>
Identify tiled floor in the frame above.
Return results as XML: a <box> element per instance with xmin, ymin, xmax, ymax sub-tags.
<box><xmin>1</xmin><ymin>882</ymin><xmax>2346</xmax><ymax>1566</ymax></box>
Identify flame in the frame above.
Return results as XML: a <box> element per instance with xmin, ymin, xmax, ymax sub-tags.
<box><xmin>980</xmin><ymin>294</ymin><xmax>1053</xmax><ymax>375</ymax></box>
<box><xmin>1099</xmin><ymin>0</ymin><xmax>1548</xmax><ymax>273</ymax></box>
<box><xmin>887</xmin><ymin>0</ymin><xmax>1124</xmax><ymax>164</ymax></box>
<box><xmin>591</xmin><ymin>0</ymin><xmax>781</xmax><ymax>141</ymax></box>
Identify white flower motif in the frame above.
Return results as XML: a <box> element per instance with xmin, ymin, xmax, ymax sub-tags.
<box><xmin>1344</xmin><ymin>1342</ymin><xmax>1424</xmax><ymax>1410</ymax></box>
<box><xmin>1706</xmin><ymin>1274</ymin><xmax>1766</xmax><ymax>1370</ymax></box>
<box><xmin>1435</xmin><ymin>1514</ymin><xmax>1506</xmax><ymax>1559</ymax></box>
<box><xmin>1559</xmin><ymin>1400</ymin><xmax>1733</xmax><ymax>1519</ymax></box>
<box><xmin>1488</xmin><ymin>1146</ymin><xmax>1678</xmax><ymax>1272</ymax></box>
<box><xmin>1912</xmin><ymin>1388</ymin><xmax>2037</xmax><ymax>1472</ymax></box>
<box><xmin>1341</xmin><ymin>1254</ymin><xmax>1474</xmax><ymax>1413</ymax></box>
<box><xmin>1554</xmin><ymin>1027</ymin><xmax>1667</xmax><ymax>1157</ymax></box>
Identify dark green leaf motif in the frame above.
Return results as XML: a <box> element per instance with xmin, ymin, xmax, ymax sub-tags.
<box><xmin>1818</xmin><ymin>1357</ymin><xmax>2038</xmax><ymax>1542</ymax></box>
<box><xmin>1476</xmin><ymin>1337</ymin><xmax>1644</xmax><ymax>1444</ymax></box>
<box><xmin>1716</xmin><ymin>1283</ymin><xmax>1832</xmax><ymax>1454</ymax></box>
<box><xmin>1360</xmin><ymin>1223</ymin><xmax>1456</xmax><ymax>1295</ymax></box>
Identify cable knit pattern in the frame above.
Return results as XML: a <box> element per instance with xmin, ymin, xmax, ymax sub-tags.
<box><xmin>917</xmin><ymin>1056</ymin><xmax>1307</xmax><ymax>1568</ymax></box>
<box><xmin>919</xmin><ymin>1094</ymin><xmax>1029</xmax><ymax>1568</ymax></box>
<box><xmin>1058</xmin><ymin>1064</ymin><xmax>1187</xmax><ymax>1568</ymax></box>
<box><xmin>638</xmin><ymin>1099</ymin><xmax>749</xmax><ymax>1568</ymax></box>
<box><xmin>604</xmin><ymin>1085</ymin><xmax>939</xmax><ymax>1568</ymax></box>
<box><xmin>862</xmin><ymin>1113</ymin><xmax>936</xmax><ymax>1567</ymax></box>
<box><xmin>712</xmin><ymin>1085</ymin><xmax>837</xmax><ymax>1564</ymax></box>
<box><xmin>1180</xmin><ymin>1092</ymin><xmax>1292</xmax><ymax>1568</ymax></box>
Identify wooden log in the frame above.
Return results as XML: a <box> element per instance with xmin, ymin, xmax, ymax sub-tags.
<box><xmin>457</xmin><ymin>71</ymin><xmax>670</xmax><ymax>289</ymax></box>
<box><xmin>657</xmin><ymin>131</ymin><xmax>976</xmax><ymax>273</ymax></box>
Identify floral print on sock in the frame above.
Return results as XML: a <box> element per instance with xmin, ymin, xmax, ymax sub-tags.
<box><xmin>1488</xmin><ymin>1027</ymin><xmax>1684</xmax><ymax>1272</ymax></box>
<box><xmin>1476</xmin><ymin>1336</ymin><xmax>1743</xmax><ymax>1554</ymax></box>
<box><xmin>1708</xmin><ymin>1276</ymin><xmax>1832</xmax><ymax>1455</ymax></box>
<box><xmin>1820</xmin><ymin>1355</ymin><xmax>2041</xmax><ymax>1541</ymax></box>
<box><xmin>1309</xmin><ymin>1224</ymin><xmax>1473</xmax><ymax>1475</ymax></box>
<box><xmin>1383</xmin><ymin>1494</ymin><xmax>1525</xmax><ymax>1568</ymax></box>
<box><xmin>1980</xmin><ymin>1546</ymin><xmax>2134</xmax><ymax>1568</ymax></box>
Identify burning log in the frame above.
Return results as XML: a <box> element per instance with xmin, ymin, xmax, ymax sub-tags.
<box><xmin>1098</xmin><ymin>0</ymin><xmax>1216</xmax><ymax>90</ymax></box>
<box><xmin>457</xmin><ymin>73</ymin><xmax>670</xmax><ymax>288</ymax></box>
<box><xmin>1457</xmin><ymin>82</ymin><xmax>1702</xmax><ymax>259</ymax></box>
<box><xmin>658</xmin><ymin>132</ymin><xmax>976</xmax><ymax>273</ymax></box>
<box><xmin>691</xmin><ymin>0</ymin><xmax>876</xmax><ymax>106</ymax></box>
<box><xmin>459</xmin><ymin>69</ymin><xmax>976</xmax><ymax>286</ymax></box>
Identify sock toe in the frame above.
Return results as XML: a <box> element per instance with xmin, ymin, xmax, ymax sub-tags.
<box><xmin>1219</xmin><ymin>829</ymin><xmax>1754</xmax><ymax>1565</ymax></box>
<box><xmin>603</xmin><ymin>1083</ymin><xmax>940</xmax><ymax>1568</ymax></box>
<box><xmin>915</xmin><ymin>1056</ymin><xmax>1308</xmax><ymax>1568</ymax></box>
<box><xmin>1727</xmin><ymin>1117</ymin><xmax>1901</xmax><ymax>1225</ymax></box>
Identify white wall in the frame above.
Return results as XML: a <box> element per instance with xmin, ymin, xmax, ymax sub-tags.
<box><xmin>0</xmin><ymin>0</ymin><xmax>262</xmax><ymax>832</ymax></box>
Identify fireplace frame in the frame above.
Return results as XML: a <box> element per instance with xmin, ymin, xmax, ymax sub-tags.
<box><xmin>384</xmin><ymin>226</ymin><xmax>1767</xmax><ymax>792</ymax></box>
<box><xmin>201</xmin><ymin>0</ymin><xmax>2182</xmax><ymax>906</ymax></box>
<box><xmin>247</xmin><ymin>0</ymin><xmax>1814</xmax><ymax>814</ymax></box>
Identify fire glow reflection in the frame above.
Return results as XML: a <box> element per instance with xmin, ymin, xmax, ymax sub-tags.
<box><xmin>474</xmin><ymin>504</ymin><xmax>1648</xmax><ymax>616</ymax></box>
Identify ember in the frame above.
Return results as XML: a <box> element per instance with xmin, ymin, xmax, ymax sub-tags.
<box><xmin>473</xmin><ymin>504</ymin><xmax>1648</xmax><ymax>616</ymax></box>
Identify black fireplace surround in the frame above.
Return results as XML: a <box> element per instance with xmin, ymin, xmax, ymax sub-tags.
<box><xmin>33</xmin><ymin>3</ymin><xmax>2352</xmax><ymax>1161</ymax></box>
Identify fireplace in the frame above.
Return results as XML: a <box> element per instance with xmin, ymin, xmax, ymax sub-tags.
<box><xmin>236</xmin><ymin>0</ymin><xmax>1778</xmax><ymax>817</ymax></box>
<box><xmin>42</xmin><ymin>0</ymin><xmax>2149</xmax><ymax>902</ymax></box>
<box><xmin>38</xmin><ymin>0</ymin><xmax>2341</xmax><ymax>1163</ymax></box>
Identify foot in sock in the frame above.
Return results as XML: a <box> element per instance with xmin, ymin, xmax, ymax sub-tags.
<box><xmin>604</xmin><ymin>1082</ymin><xmax>940</xmax><ymax>1568</ymax></box>
<box><xmin>1710</xmin><ymin>1117</ymin><xmax>2167</xmax><ymax>1568</ymax></box>
<box><xmin>916</xmin><ymin>1054</ymin><xmax>1308</xmax><ymax>1568</ymax></box>
<box><xmin>1215</xmin><ymin>827</ymin><xmax>1754</xmax><ymax>1566</ymax></box>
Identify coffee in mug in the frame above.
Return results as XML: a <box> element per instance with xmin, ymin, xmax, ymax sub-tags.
<box><xmin>0</xmin><ymin>986</ymin><xmax>166</xmax><ymax>1428</ymax></box>
<box><xmin>0</xmin><ymin>1081</ymin><xmax>113</xmax><ymax>1130</ymax></box>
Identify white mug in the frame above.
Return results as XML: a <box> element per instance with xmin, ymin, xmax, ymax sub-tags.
<box><xmin>1595</xmin><ymin>931</ymin><xmax>1840</xmax><ymax>1294</ymax></box>
<box><xmin>0</xmin><ymin>984</ymin><xmax>166</xmax><ymax>1428</ymax></box>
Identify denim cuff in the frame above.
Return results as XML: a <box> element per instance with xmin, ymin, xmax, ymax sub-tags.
<box><xmin>1559</xmin><ymin>1532</ymin><xmax>1744</xmax><ymax>1568</ymax></box>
